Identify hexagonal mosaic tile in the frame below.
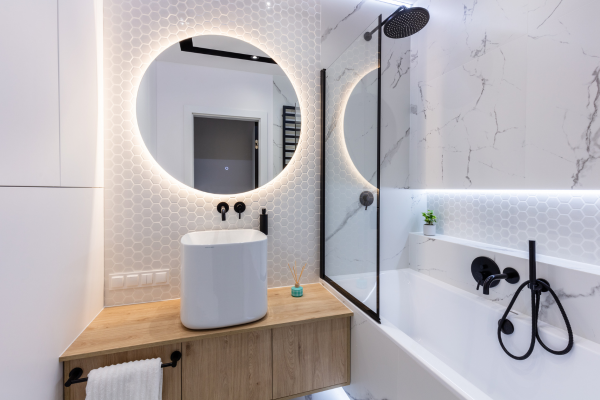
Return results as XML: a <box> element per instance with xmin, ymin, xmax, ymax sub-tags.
<box><xmin>428</xmin><ymin>191</ymin><xmax>600</xmax><ymax>266</ymax></box>
<box><xmin>104</xmin><ymin>0</ymin><xmax>321</xmax><ymax>306</ymax></box>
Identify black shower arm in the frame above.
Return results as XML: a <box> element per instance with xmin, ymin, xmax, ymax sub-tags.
<box><xmin>366</xmin><ymin>6</ymin><xmax>407</xmax><ymax>36</ymax></box>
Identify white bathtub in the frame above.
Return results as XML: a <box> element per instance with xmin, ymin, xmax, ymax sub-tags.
<box><xmin>325</xmin><ymin>269</ymin><xmax>600</xmax><ymax>400</ymax></box>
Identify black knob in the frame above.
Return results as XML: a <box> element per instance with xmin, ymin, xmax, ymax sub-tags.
<box><xmin>471</xmin><ymin>257</ymin><xmax>501</xmax><ymax>290</ymax></box>
<box><xmin>359</xmin><ymin>191</ymin><xmax>374</xmax><ymax>210</ymax></box>
<box><xmin>498</xmin><ymin>318</ymin><xmax>514</xmax><ymax>335</ymax></box>
<box><xmin>234</xmin><ymin>202</ymin><xmax>246</xmax><ymax>219</ymax></box>
<box><xmin>503</xmin><ymin>267</ymin><xmax>520</xmax><ymax>284</ymax></box>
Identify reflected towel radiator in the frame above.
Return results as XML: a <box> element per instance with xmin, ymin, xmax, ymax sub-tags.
<box><xmin>283</xmin><ymin>105</ymin><xmax>300</xmax><ymax>168</ymax></box>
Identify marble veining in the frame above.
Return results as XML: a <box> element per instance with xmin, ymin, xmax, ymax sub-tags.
<box><xmin>410</xmin><ymin>0</ymin><xmax>600</xmax><ymax>189</ymax></box>
<box><xmin>409</xmin><ymin>232</ymin><xmax>600</xmax><ymax>344</ymax></box>
<box><xmin>320</xmin><ymin>0</ymin><xmax>397</xmax><ymax>68</ymax></box>
<box><xmin>325</xmin><ymin>20</ymin><xmax>424</xmax><ymax>280</ymax></box>
<box><xmin>321</xmin><ymin>0</ymin><xmax>367</xmax><ymax>43</ymax></box>
<box><xmin>324</xmin><ymin>17</ymin><xmax>379</xmax><ymax>278</ymax></box>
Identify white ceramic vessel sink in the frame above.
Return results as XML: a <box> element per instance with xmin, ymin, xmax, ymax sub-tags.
<box><xmin>180</xmin><ymin>229</ymin><xmax>268</xmax><ymax>330</ymax></box>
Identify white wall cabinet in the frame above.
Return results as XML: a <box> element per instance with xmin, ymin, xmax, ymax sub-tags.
<box><xmin>59</xmin><ymin>0</ymin><xmax>103</xmax><ymax>188</ymax></box>
<box><xmin>0</xmin><ymin>0</ymin><xmax>102</xmax><ymax>188</ymax></box>
<box><xmin>0</xmin><ymin>0</ymin><xmax>61</xmax><ymax>186</ymax></box>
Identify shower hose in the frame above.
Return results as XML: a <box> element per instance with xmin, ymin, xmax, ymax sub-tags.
<box><xmin>498</xmin><ymin>279</ymin><xmax>574</xmax><ymax>360</ymax></box>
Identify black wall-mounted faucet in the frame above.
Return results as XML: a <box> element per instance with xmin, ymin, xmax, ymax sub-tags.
<box><xmin>481</xmin><ymin>268</ymin><xmax>520</xmax><ymax>294</ymax></box>
<box><xmin>217</xmin><ymin>202</ymin><xmax>229</xmax><ymax>221</ymax></box>
<box><xmin>471</xmin><ymin>256</ymin><xmax>519</xmax><ymax>293</ymax></box>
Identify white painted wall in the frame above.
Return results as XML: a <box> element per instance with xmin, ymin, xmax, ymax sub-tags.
<box><xmin>0</xmin><ymin>188</ymin><xmax>104</xmax><ymax>399</ymax></box>
<box><xmin>0</xmin><ymin>1</ymin><xmax>104</xmax><ymax>399</ymax></box>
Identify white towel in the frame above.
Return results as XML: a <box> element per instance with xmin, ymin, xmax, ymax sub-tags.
<box><xmin>85</xmin><ymin>358</ymin><xmax>163</xmax><ymax>400</ymax></box>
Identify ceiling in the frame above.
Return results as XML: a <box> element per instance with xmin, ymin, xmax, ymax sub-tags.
<box><xmin>155</xmin><ymin>35</ymin><xmax>288</xmax><ymax>77</ymax></box>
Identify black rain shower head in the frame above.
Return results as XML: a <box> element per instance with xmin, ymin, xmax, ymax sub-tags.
<box><xmin>364</xmin><ymin>6</ymin><xmax>430</xmax><ymax>41</ymax></box>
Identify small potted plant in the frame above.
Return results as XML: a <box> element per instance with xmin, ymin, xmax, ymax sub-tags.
<box><xmin>422</xmin><ymin>210</ymin><xmax>437</xmax><ymax>236</ymax></box>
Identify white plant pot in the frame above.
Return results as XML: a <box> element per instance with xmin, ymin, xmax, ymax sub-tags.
<box><xmin>423</xmin><ymin>224</ymin><xmax>436</xmax><ymax>236</ymax></box>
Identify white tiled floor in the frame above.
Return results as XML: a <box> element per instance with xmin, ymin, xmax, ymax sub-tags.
<box><xmin>289</xmin><ymin>387</ymin><xmax>350</xmax><ymax>400</ymax></box>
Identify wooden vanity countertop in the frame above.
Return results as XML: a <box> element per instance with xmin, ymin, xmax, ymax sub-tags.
<box><xmin>60</xmin><ymin>283</ymin><xmax>352</xmax><ymax>362</ymax></box>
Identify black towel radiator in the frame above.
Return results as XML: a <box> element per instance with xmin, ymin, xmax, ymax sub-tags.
<box><xmin>283</xmin><ymin>105</ymin><xmax>300</xmax><ymax>168</ymax></box>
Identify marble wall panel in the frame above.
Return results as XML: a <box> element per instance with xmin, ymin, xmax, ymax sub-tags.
<box><xmin>409</xmin><ymin>232</ymin><xmax>600</xmax><ymax>345</ymax></box>
<box><xmin>410</xmin><ymin>0</ymin><xmax>600</xmax><ymax>190</ymax></box>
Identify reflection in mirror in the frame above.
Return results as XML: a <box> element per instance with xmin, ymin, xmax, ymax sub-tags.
<box><xmin>136</xmin><ymin>35</ymin><xmax>300</xmax><ymax>195</ymax></box>
<box><xmin>343</xmin><ymin>69</ymin><xmax>378</xmax><ymax>185</ymax></box>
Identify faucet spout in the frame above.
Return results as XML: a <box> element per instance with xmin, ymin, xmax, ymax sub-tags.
<box><xmin>482</xmin><ymin>274</ymin><xmax>507</xmax><ymax>295</ymax></box>
<box><xmin>216</xmin><ymin>202</ymin><xmax>229</xmax><ymax>221</ymax></box>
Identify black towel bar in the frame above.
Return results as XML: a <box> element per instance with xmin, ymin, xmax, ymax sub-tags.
<box><xmin>64</xmin><ymin>350</ymin><xmax>182</xmax><ymax>387</ymax></box>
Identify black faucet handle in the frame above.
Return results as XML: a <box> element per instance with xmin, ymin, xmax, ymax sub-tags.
<box><xmin>471</xmin><ymin>256</ymin><xmax>501</xmax><ymax>291</ymax></box>
<box><xmin>503</xmin><ymin>267</ymin><xmax>520</xmax><ymax>284</ymax></box>
<box><xmin>476</xmin><ymin>278</ymin><xmax>484</xmax><ymax>291</ymax></box>
<box><xmin>233</xmin><ymin>202</ymin><xmax>246</xmax><ymax>219</ymax></box>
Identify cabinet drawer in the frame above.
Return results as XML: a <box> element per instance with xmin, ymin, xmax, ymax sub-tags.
<box><xmin>182</xmin><ymin>330</ymin><xmax>272</xmax><ymax>400</ymax></box>
<box><xmin>63</xmin><ymin>344</ymin><xmax>181</xmax><ymax>400</ymax></box>
<box><xmin>272</xmin><ymin>317</ymin><xmax>350</xmax><ymax>399</ymax></box>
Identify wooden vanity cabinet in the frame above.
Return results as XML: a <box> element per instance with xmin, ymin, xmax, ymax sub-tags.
<box><xmin>61</xmin><ymin>284</ymin><xmax>352</xmax><ymax>400</ymax></box>
<box><xmin>180</xmin><ymin>318</ymin><xmax>350</xmax><ymax>400</ymax></box>
<box><xmin>272</xmin><ymin>318</ymin><xmax>350</xmax><ymax>399</ymax></box>
<box><xmin>182</xmin><ymin>330</ymin><xmax>273</xmax><ymax>400</ymax></box>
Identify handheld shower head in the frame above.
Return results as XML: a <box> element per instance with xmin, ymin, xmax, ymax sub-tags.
<box><xmin>364</xmin><ymin>6</ymin><xmax>430</xmax><ymax>41</ymax></box>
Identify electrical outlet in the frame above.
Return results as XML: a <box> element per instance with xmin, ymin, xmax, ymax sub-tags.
<box><xmin>109</xmin><ymin>270</ymin><xmax>169</xmax><ymax>290</ymax></box>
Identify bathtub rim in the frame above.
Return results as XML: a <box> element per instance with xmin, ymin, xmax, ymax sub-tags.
<box><xmin>321</xmin><ymin>276</ymin><xmax>492</xmax><ymax>400</ymax></box>
<box><xmin>322</xmin><ymin>269</ymin><xmax>600</xmax><ymax>400</ymax></box>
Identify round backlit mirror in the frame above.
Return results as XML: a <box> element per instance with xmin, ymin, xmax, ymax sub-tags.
<box><xmin>343</xmin><ymin>69</ymin><xmax>378</xmax><ymax>185</ymax></box>
<box><xmin>136</xmin><ymin>35</ymin><xmax>300</xmax><ymax>195</ymax></box>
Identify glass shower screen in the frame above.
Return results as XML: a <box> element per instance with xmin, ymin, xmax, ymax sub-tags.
<box><xmin>321</xmin><ymin>17</ymin><xmax>381</xmax><ymax>322</ymax></box>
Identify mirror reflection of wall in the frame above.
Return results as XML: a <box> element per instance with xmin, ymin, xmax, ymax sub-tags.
<box><xmin>136</xmin><ymin>35</ymin><xmax>300</xmax><ymax>195</ymax></box>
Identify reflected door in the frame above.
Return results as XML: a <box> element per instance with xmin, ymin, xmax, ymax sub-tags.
<box><xmin>193</xmin><ymin>117</ymin><xmax>257</xmax><ymax>194</ymax></box>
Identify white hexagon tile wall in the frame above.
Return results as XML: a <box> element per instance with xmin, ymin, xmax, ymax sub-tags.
<box><xmin>103</xmin><ymin>0</ymin><xmax>321</xmax><ymax>306</ymax></box>
<box><xmin>428</xmin><ymin>191</ymin><xmax>600</xmax><ymax>266</ymax></box>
